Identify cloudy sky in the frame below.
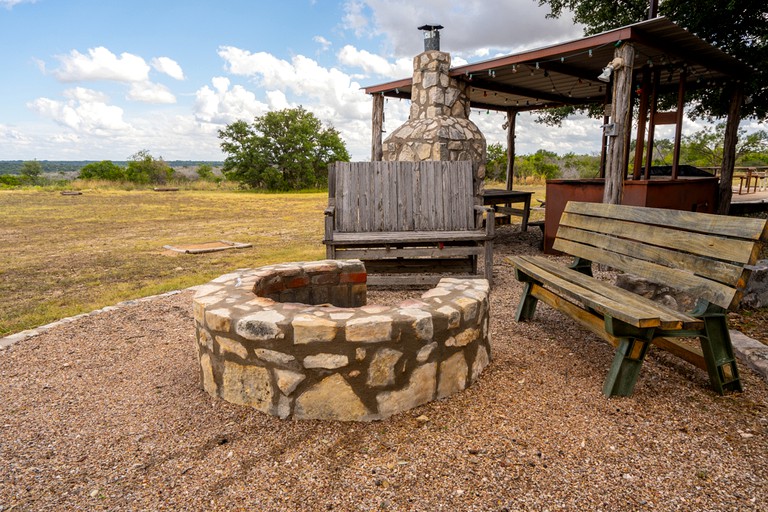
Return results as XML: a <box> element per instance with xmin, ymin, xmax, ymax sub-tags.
<box><xmin>0</xmin><ymin>0</ymin><xmax>749</xmax><ymax>162</ymax></box>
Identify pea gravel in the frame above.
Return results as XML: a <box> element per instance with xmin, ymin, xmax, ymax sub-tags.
<box><xmin>1</xmin><ymin>228</ymin><xmax>767</xmax><ymax>511</ymax></box>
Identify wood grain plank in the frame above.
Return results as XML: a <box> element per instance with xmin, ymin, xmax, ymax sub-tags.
<box><xmin>552</xmin><ymin>238</ymin><xmax>738</xmax><ymax>309</ymax></box>
<box><xmin>516</xmin><ymin>255</ymin><xmax>702</xmax><ymax>329</ymax></box>
<box><xmin>565</xmin><ymin>201</ymin><xmax>768</xmax><ymax>242</ymax></box>
<box><xmin>559</xmin><ymin>211</ymin><xmax>756</xmax><ymax>264</ymax></box>
<box><xmin>556</xmin><ymin>224</ymin><xmax>745</xmax><ymax>286</ymax></box>
<box><xmin>508</xmin><ymin>255</ymin><xmax>663</xmax><ymax>328</ymax></box>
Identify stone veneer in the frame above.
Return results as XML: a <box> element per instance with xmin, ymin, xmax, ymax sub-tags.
<box><xmin>383</xmin><ymin>50</ymin><xmax>486</xmax><ymax>190</ymax></box>
<box><xmin>193</xmin><ymin>259</ymin><xmax>491</xmax><ymax>421</ymax></box>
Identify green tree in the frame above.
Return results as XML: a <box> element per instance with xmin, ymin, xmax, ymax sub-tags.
<box><xmin>79</xmin><ymin>160</ymin><xmax>125</xmax><ymax>181</ymax></box>
<box><xmin>538</xmin><ymin>0</ymin><xmax>768</xmax><ymax>120</ymax></box>
<box><xmin>196</xmin><ymin>163</ymin><xmax>216</xmax><ymax>181</ymax></box>
<box><xmin>20</xmin><ymin>160</ymin><xmax>42</xmax><ymax>185</ymax></box>
<box><xmin>219</xmin><ymin>107</ymin><xmax>350</xmax><ymax>190</ymax></box>
<box><xmin>682</xmin><ymin>123</ymin><xmax>768</xmax><ymax>167</ymax></box>
<box><xmin>485</xmin><ymin>142</ymin><xmax>507</xmax><ymax>182</ymax></box>
<box><xmin>124</xmin><ymin>150</ymin><xmax>174</xmax><ymax>184</ymax></box>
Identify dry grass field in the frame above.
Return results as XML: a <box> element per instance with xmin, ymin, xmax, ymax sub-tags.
<box><xmin>1</xmin><ymin>183</ymin><xmax>546</xmax><ymax>337</ymax></box>
<box><xmin>0</xmin><ymin>188</ymin><xmax>328</xmax><ymax>336</ymax></box>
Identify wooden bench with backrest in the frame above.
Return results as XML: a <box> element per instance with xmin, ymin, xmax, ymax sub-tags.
<box><xmin>324</xmin><ymin>161</ymin><xmax>494</xmax><ymax>286</ymax></box>
<box><xmin>506</xmin><ymin>201</ymin><xmax>768</xmax><ymax>397</ymax></box>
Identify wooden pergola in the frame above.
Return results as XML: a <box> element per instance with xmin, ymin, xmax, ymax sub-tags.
<box><xmin>364</xmin><ymin>17</ymin><xmax>752</xmax><ymax>213</ymax></box>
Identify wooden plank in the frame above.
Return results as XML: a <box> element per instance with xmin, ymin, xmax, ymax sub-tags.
<box><xmin>372</xmin><ymin>163</ymin><xmax>383</xmax><ymax>231</ymax></box>
<box><xmin>329</xmin><ymin>230</ymin><xmax>489</xmax><ymax>244</ymax></box>
<box><xmin>507</xmin><ymin>255</ymin><xmax>663</xmax><ymax>329</ymax></box>
<box><xmin>559</xmin><ymin>211</ymin><xmax>757</xmax><ymax>265</ymax></box>
<box><xmin>386</xmin><ymin>162</ymin><xmax>398</xmax><ymax>232</ymax></box>
<box><xmin>397</xmin><ymin>162</ymin><xmax>413</xmax><ymax>231</ymax></box>
<box><xmin>530</xmin><ymin>284</ymin><xmax>707</xmax><ymax>370</ymax></box>
<box><xmin>652</xmin><ymin>337</ymin><xmax>706</xmax><ymax>370</ymax></box>
<box><xmin>565</xmin><ymin>201</ymin><xmax>768</xmax><ymax>242</ymax></box>
<box><xmin>556</xmin><ymin>224</ymin><xmax>745</xmax><ymax>287</ymax></box>
<box><xmin>335</xmin><ymin>246</ymin><xmax>484</xmax><ymax>259</ymax></box>
<box><xmin>528</xmin><ymin>283</ymin><xmax>620</xmax><ymax>347</ymax></box>
<box><xmin>553</xmin><ymin>238</ymin><xmax>738</xmax><ymax>310</ymax></box>
<box><xmin>516</xmin><ymin>255</ymin><xmax>702</xmax><ymax>330</ymax></box>
<box><xmin>653</xmin><ymin>111</ymin><xmax>678</xmax><ymax>125</ymax></box>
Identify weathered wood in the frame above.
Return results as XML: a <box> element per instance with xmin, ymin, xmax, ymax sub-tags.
<box><xmin>324</xmin><ymin>161</ymin><xmax>494</xmax><ymax>284</ymax></box>
<box><xmin>604</xmin><ymin>43</ymin><xmax>635</xmax><ymax>204</ymax></box>
<box><xmin>632</xmin><ymin>67</ymin><xmax>651</xmax><ymax>179</ymax></box>
<box><xmin>563</xmin><ymin>201</ymin><xmax>768</xmax><ymax>242</ymax></box>
<box><xmin>718</xmin><ymin>87</ymin><xmax>744</xmax><ymax>215</ymax></box>
<box><xmin>371</xmin><ymin>94</ymin><xmax>384</xmax><ymax>161</ymax></box>
<box><xmin>671</xmin><ymin>69</ymin><xmax>687</xmax><ymax>179</ymax></box>
<box><xmin>507</xmin><ymin>200</ymin><xmax>768</xmax><ymax>397</ymax></box>
<box><xmin>505</xmin><ymin>110</ymin><xmax>517</xmax><ymax>190</ymax></box>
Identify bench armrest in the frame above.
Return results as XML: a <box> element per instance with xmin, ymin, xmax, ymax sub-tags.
<box><xmin>474</xmin><ymin>205</ymin><xmax>495</xmax><ymax>238</ymax></box>
<box><xmin>324</xmin><ymin>205</ymin><xmax>336</xmax><ymax>216</ymax></box>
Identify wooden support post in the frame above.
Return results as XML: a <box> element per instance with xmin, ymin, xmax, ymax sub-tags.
<box><xmin>603</xmin><ymin>43</ymin><xmax>635</xmax><ymax>205</ymax></box>
<box><xmin>371</xmin><ymin>93</ymin><xmax>384</xmax><ymax>161</ymax></box>
<box><xmin>644</xmin><ymin>69</ymin><xmax>661</xmax><ymax>179</ymax></box>
<box><xmin>632</xmin><ymin>68</ymin><xmax>651</xmax><ymax>179</ymax></box>
<box><xmin>505</xmin><ymin>110</ymin><xmax>517</xmax><ymax>190</ymax></box>
<box><xmin>717</xmin><ymin>87</ymin><xmax>744</xmax><ymax>214</ymax></box>
<box><xmin>671</xmin><ymin>69</ymin><xmax>687</xmax><ymax>179</ymax></box>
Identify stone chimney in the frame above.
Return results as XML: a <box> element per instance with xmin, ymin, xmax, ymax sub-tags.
<box><xmin>383</xmin><ymin>28</ymin><xmax>486</xmax><ymax>193</ymax></box>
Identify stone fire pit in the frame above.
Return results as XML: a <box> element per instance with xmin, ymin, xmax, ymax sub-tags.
<box><xmin>193</xmin><ymin>260</ymin><xmax>491</xmax><ymax>421</ymax></box>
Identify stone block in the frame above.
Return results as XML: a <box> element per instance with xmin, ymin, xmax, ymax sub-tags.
<box><xmin>437</xmin><ymin>352</ymin><xmax>468</xmax><ymax>399</ymax></box>
<box><xmin>367</xmin><ymin>348</ymin><xmax>403</xmax><ymax>387</ymax></box>
<box><xmin>292</xmin><ymin>314</ymin><xmax>338</xmax><ymax>344</ymax></box>
<box><xmin>254</xmin><ymin>348</ymin><xmax>297</xmax><ymax>366</ymax></box>
<box><xmin>294</xmin><ymin>374</ymin><xmax>371</xmax><ymax>421</ymax></box>
<box><xmin>417</xmin><ymin>342</ymin><xmax>437</xmax><ymax>363</ymax></box>
<box><xmin>399</xmin><ymin>308</ymin><xmax>434</xmax><ymax>341</ymax></box>
<box><xmin>236</xmin><ymin>310</ymin><xmax>286</xmax><ymax>341</ymax></box>
<box><xmin>346</xmin><ymin>315</ymin><xmax>393</xmax><ymax>343</ymax></box>
<box><xmin>471</xmin><ymin>345</ymin><xmax>490</xmax><ymax>383</ymax></box>
<box><xmin>221</xmin><ymin>361</ymin><xmax>273</xmax><ymax>413</ymax></box>
<box><xmin>199</xmin><ymin>353</ymin><xmax>217</xmax><ymax>396</ymax></box>
<box><xmin>303</xmin><ymin>353</ymin><xmax>349</xmax><ymax>369</ymax></box>
<box><xmin>377</xmin><ymin>363</ymin><xmax>437</xmax><ymax>418</ymax></box>
<box><xmin>216</xmin><ymin>336</ymin><xmax>248</xmax><ymax>359</ymax></box>
<box><xmin>275</xmin><ymin>368</ymin><xmax>306</xmax><ymax>395</ymax></box>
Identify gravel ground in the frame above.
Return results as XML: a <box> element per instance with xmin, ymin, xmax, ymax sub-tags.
<box><xmin>2</xmin><ymin>227</ymin><xmax>767</xmax><ymax>511</ymax></box>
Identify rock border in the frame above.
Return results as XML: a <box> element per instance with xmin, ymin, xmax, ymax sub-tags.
<box><xmin>193</xmin><ymin>260</ymin><xmax>492</xmax><ymax>421</ymax></box>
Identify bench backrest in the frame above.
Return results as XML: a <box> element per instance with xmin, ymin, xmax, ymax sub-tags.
<box><xmin>329</xmin><ymin>161</ymin><xmax>477</xmax><ymax>233</ymax></box>
<box><xmin>554</xmin><ymin>201</ymin><xmax>768</xmax><ymax>310</ymax></box>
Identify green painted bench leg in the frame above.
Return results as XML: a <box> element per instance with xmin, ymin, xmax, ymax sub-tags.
<box><xmin>602</xmin><ymin>337</ymin><xmax>652</xmax><ymax>397</ymax></box>
<box><xmin>700</xmin><ymin>311</ymin><xmax>742</xmax><ymax>395</ymax></box>
<box><xmin>515</xmin><ymin>279</ymin><xmax>539</xmax><ymax>322</ymax></box>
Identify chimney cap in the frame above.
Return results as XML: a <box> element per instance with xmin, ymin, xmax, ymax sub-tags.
<box><xmin>418</xmin><ymin>24</ymin><xmax>443</xmax><ymax>32</ymax></box>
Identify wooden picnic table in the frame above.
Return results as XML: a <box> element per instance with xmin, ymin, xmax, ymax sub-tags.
<box><xmin>482</xmin><ymin>189</ymin><xmax>533</xmax><ymax>231</ymax></box>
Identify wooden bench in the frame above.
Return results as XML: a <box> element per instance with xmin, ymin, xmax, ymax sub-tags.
<box><xmin>506</xmin><ymin>201</ymin><xmax>768</xmax><ymax>397</ymax></box>
<box><xmin>324</xmin><ymin>161</ymin><xmax>495</xmax><ymax>286</ymax></box>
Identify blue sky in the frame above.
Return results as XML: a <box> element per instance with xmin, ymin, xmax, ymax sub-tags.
<box><xmin>1</xmin><ymin>0</ymin><xmax>755</xmax><ymax>162</ymax></box>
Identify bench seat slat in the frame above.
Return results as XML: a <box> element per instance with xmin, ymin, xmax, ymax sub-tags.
<box><xmin>510</xmin><ymin>256</ymin><xmax>661</xmax><ymax>329</ymax></box>
<box><xmin>555</xmin><ymin>225</ymin><xmax>746</xmax><ymax>286</ymax></box>
<box><xmin>566</xmin><ymin>201</ymin><xmax>768</xmax><ymax>241</ymax></box>
<box><xmin>328</xmin><ymin>230</ymin><xmax>489</xmax><ymax>244</ymax></box>
<box><xmin>515</xmin><ymin>255</ymin><xmax>703</xmax><ymax>330</ymax></box>
<box><xmin>511</xmin><ymin>255</ymin><xmax>702</xmax><ymax>330</ymax></box>
<box><xmin>553</xmin><ymin>237</ymin><xmax>739</xmax><ymax>310</ymax></box>
<box><xmin>560</xmin><ymin>211</ymin><xmax>757</xmax><ymax>265</ymax></box>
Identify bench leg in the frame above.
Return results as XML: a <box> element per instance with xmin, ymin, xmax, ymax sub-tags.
<box><xmin>602</xmin><ymin>337</ymin><xmax>652</xmax><ymax>397</ymax></box>
<box><xmin>697</xmin><ymin>305</ymin><xmax>742</xmax><ymax>394</ymax></box>
<box><xmin>515</xmin><ymin>280</ymin><xmax>539</xmax><ymax>322</ymax></box>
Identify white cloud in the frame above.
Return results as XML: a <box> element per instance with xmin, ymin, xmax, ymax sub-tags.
<box><xmin>193</xmin><ymin>77</ymin><xmax>268</xmax><ymax>125</ymax></box>
<box><xmin>53</xmin><ymin>47</ymin><xmax>150</xmax><ymax>82</ymax></box>
<box><xmin>126</xmin><ymin>82</ymin><xmax>176</xmax><ymax>104</ymax></box>
<box><xmin>313</xmin><ymin>35</ymin><xmax>332</xmax><ymax>52</ymax></box>
<box><xmin>0</xmin><ymin>124</ymin><xmax>32</xmax><ymax>145</ymax></box>
<box><xmin>350</xmin><ymin>0</ymin><xmax>582</xmax><ymax>58</ymax></box>
<box><xmin>151</xmin><ymin>57</ymin><xmax>185</xmax><ymax>80</ymax></box>
<box><xmin>1</xmin><ymin>0</ymin><xmax>36</xmax><ymax>9</ymax></box>
<box><xmin>28</xmin><ymin>87</ymin><xmax>131</xmax><ymax>134</ymax></box>
<box><xmin>341</xmin><ymin>1</ymin><xmax>370</xmax><ymax>38</ymax></box>
<box><xmin>337</xmin><ymin>45</ymin><xmax>411</xmax><ymax>78</ymax></box>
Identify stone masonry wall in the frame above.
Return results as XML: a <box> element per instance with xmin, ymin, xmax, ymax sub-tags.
<box><xmin>193</xmin><ymin>260</ymin><xmax>491</xmax><ymax>421</ymax></box>
<box><xmin>383</xmin><ymin>50</ymin><xmax>486</xmax><ymax>189</ymax></box>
